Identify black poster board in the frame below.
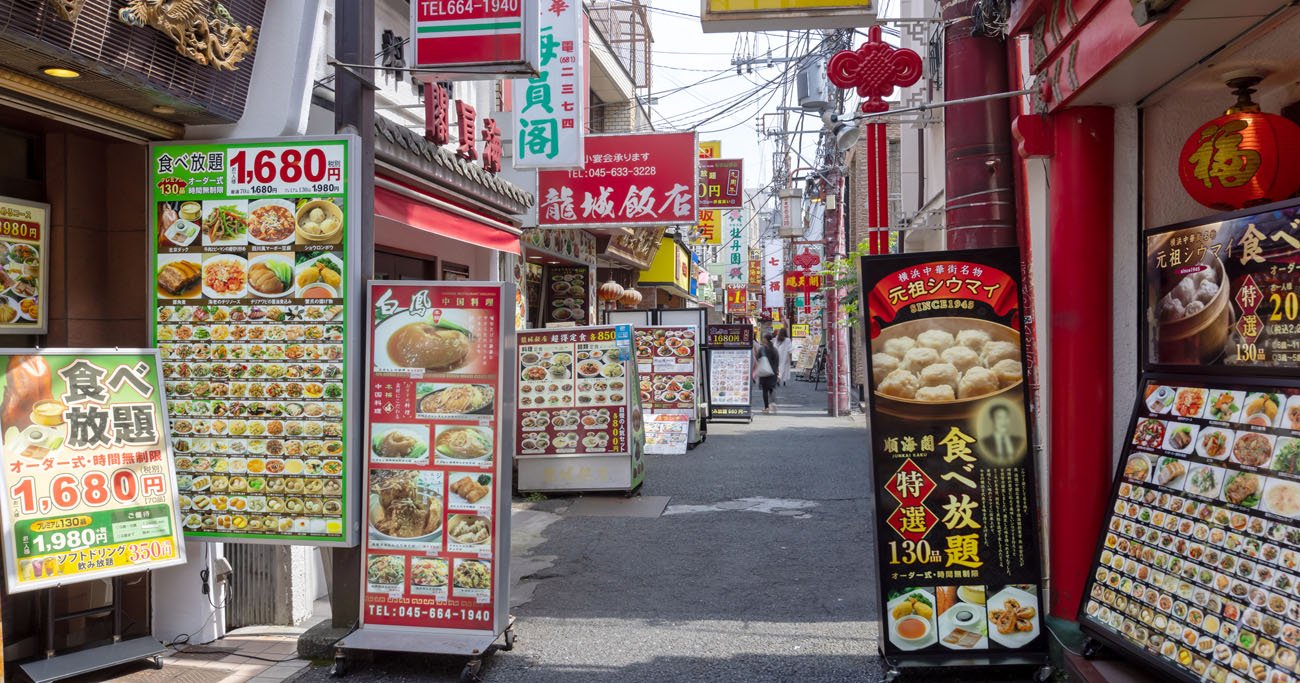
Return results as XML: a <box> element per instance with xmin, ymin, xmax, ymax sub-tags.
<box><xmin>860</xmin><ymin>248</ymin><xmax>1048</xmax><ymax>670</ymax></box>
<box><xmin>1079</xmin><ymin>373</ymin><xmax>1300</xmax><ymax>683</ymax></box>
<box><xmin>705</xmin><ymin>324</ymin><xmax>752</xmax><ymax>422</ymax></box>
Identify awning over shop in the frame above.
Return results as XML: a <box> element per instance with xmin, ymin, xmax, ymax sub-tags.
<box><xmin>375</xmin><ymin>184</ymin><xmax>520</xmax><ymax>255</ymax></box>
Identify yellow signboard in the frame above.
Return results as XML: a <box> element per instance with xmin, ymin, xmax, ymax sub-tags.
<box><xmin>708</xmin><ymin>0</ymin><xmax>870</xmax><ymax>8</ymax></box>
<box><xmin>696</xmin><ymin>210</ymin><xmax>721</xmax><ymax>245</ymax></box>
<box><xmin>638</xmin><ymin>238</ymin><xmax>690</xmax><ymax>292</ymax></box>
<box><xmin>700</xmin><ymin>0</ymin><xmax>874</xmax><ymax>32</ymax></box>
<box><xmin>698</xmin><ymin>140</ymin><xmax>722</xmax><ymax>158</ymax></box>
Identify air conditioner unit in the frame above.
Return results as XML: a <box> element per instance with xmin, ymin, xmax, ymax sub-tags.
<box><xmin>797</xmin><ymin>60</ymin><xmax>830</xmax><ymax>111</ymax></box>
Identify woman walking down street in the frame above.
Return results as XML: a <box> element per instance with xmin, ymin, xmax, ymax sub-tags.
<box><xmin>756</xmin><ymin>333</ymin><xmax>780</xmax><ymax>413</ymax></box>
<box><xmin>775</xmin><ymin>327</ymin><xmax>792</xmax><ymax>386</ymax></box>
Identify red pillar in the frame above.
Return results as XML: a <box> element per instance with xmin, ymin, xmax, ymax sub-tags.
<box><xmin>1048</xmin><ymin>106</ymin><xmax>1114</xmax><ymax>619</ymax></box>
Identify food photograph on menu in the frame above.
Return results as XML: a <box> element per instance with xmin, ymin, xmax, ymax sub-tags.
<box><xmin>861</xmin><ymin>248</ymin><xmax>1047</xmax><ymax>662</ymax></box>
<box><xmin>150</xmin><ymin>139</ymin><xmax>354</xmax><ymax>544</ymax></box>
<box><xmin>634</xmin><ymin>327</ymin><xmax>698</xmax><ymax>414</ymax></box>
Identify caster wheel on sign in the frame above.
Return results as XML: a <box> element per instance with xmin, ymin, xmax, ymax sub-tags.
<box><xmin>1034</xmin><ymin>665</ymin><xmax>1055</xmax><ymax>683</ymax></box>
<box><xmin>883</xmin><ymin>669</ymin><xmax>902</xmax><ymax>683</ymax></box>
<box><xmin>1082</xmin><ymin>637</ymin><xmax>1105</xmax><ymax>660</ymax></box>
<box><xmin>502</xmin><ymin>628</ymin><xmax>516</xmax><ymax>651</ymax></box>
<box><xmin>151</xmin><ymin>656</ymin><xmax>164</xmax><ymax>670</ymax></box>
<box><xmin>329</xmin><ymin>657</ymin><xmax>347</xmax><ymax>678</ymax></box>
<box><xmin>460</xmin><ymin>659</ymin><xmax>483</xmax><ymax>683</ymax></box>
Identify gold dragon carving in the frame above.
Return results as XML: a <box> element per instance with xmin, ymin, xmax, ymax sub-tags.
<box><xmin>44</xmin><ymin>0</ymin><xmax>256</xmax><ymax>71</ymax></box>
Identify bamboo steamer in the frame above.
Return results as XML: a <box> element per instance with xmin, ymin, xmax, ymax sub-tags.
<box><xmin>1155</xmin><ymin>257</ymin><xmax>1229</xmax><ymax>365</ymax></box>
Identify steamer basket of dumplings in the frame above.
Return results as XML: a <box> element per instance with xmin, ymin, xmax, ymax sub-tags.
<box><xmin>1152</xmin><ymin>253</ymin><xmax>1229</xmax><ymax>365</ymax></box>
<box><xmin>870</xmin><ymin>317</ymin><xmax>1024</xmax><ymax>420</ymax></box>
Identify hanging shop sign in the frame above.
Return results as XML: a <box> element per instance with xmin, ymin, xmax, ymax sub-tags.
<box><xmin>696</xmin><ymin>210</ymin><xmax>721</xmax><ymax>245</ymax></box>
<box><xmin>599</xmin><ymin>226</ymin><xmax>665</xmax><ymax>271</ymax></box>
<box><xmin>700</xmin><ymin>0</ymin><xmax>875</xmax><ymax>32</ymax></box>
<box><xmin>638</xmin><ymin>238</ymin><xmax>691</xmax><ymax>293</ymax></box>
<box><xmin>763</xmin><ymin>240</ymin><xmax>784</xmax><ymax>310</ymax></box>
<box><xmin>1078</xmin><ymin>373</ymin><xmax>1300</xmax><ymax>683</ymax></box>
<box><xmin>705</xmin><ymin>325</ymin><xmax>752</xmax><ymax>420</ymax></box>
<box><xmin>361</xmin><ymin>281</ymin><xmax>512</xmax><ymax>634</ymax></box>
<box><xmin>634</xmin><ymin>326</ymin><xmax>699</xmax><ymax>418</ymax></box>
<box><xmin>698</xmin><ymin>140</ymin><xmax>721</xmax><ymax>158</ymax></box>
<box><xmin>410</xmin><ymin>0</ymin><xmax>537</xmax><ymax>76</ymax></box>
<box><xmin>149</xmin><ymin>136</ymin><xmax>359</xmax><ymax>545</ymax></box>
<box><xmin>748</xmin><ymin>256</ymin><xmax>763</xmax><ymax>293</ymax></box>
<box><xmin>861</xmin><ymin>248</ymin><xmax>1047</xmax><ymax>667</ymax></box>
<box><xmin>511</xmin><ymin>0</ymin><xmax>585</xmax><ymax>169</ymax></box>
<box><xmin>722</xmin><ymin>209</ymin><xmax>748</xmax><ymax>286</ymax></box>
<box><xmin>542</xmin><ymin>266</ymin><xmax>592</xmax><ymax>326</ymax></box>
<box><xmin>1178</xmin><ymin>113</ymin><xmax>1300</xmax><ymax>212</ymax></box>
<box><xmin>537</xmin><ymin>132</ymin><xmax>698</xmax><ymax>228</ymax></box>
<box><xmin>698</xmin><ymin>159</ymin><xmax>743</xmax><ymax>210</ymax></box>
<box><xmin>1142</xmin><ymin>198</ymin><xmax>1300</xmax><ymax>371</ymax></box>
<box><xmin>0</xmin><ymin>197</ymin><xmax>48</xmax><ymax>334</ymax></box>
<box><xmin>0</xmin><ymin>351</ymin><xmax>186</xmax><ymax>593</ymax></box>
<box><xmin>725</xmin><ymin>287</ymin><xmax>747</xmax><ymax>315</ymax></box>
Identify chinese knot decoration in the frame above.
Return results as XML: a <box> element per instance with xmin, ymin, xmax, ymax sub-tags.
<box><xmin>1178</xmin><ymin>112</ymin><xmax>1300</xmax><ymax>211</ymax></box>
<box><xmin>826</xmin><ymin>25</ymin><xmax>923</xmax><ymax>114</ymax></box>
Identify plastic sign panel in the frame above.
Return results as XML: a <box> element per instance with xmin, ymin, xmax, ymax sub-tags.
<box><xmin>722</xmin><ymin>210</ymin><xmax>748</xmax><ymax>286</ymax></box>
<box><xmin>411</xmin><ymin>0</ymin><xmax>537</xmax><ymax>76</ymax></box>
<box><xmin>638</xmin><ymin>238</ymin><xmax>690</xmax><ymax>293</ymax></box>
<box><xmin>634</xmin><ymin>326</ymin><xmax>699</xmax><ymax>417</ymax></box>
<box><xmin>362</xmin><ymin>282</ymin><xmax>513</xmax><ymax>635</ymax></box>
<box><xmin>698</xmin><ymin>159</ymin><xmax>743</xmax><ymax>210</ymax></box>
<box><xmin>644</xmin><ymin>414</ymin><xmax>689</xmax><ymax>455</ymax></box>
<box><xmin>512</xmin><ymin>0</ymin><xmax>584</xmax><ymax>169</ymax></box>
<box><xmin>0</xmin><ymin>198</ymin><xmax>48</xmax><ymax>334</ymax></box>
<box><xmin>706</xmin><ymin>325</ymin><xmax>752</xmax><ymax>419</ymax></box>
<box><xmin>0</xmin><ymin>351</ymin><xmax>186</xmax><ymax>593</ymax></box>
<box><xmin>762</xmin><ymin>239</ymin><xmax>784</xmax><ymax>309</ymax></box>
<box><xmin>860</xmin><ymin>248</ymin><xmax>1047</xmax><ymax>665</ymax></box>
<box><xmin>537</xmin><ymin>132</ymin><xmax>698</xmax><ymax>228</ymax></box>
<box><xmin>700</xmin><ymin>0</ymin><xmax>875</xmax><ymax>32</ymax></box>
<box><xmin>725</xmin><ymin>287</ymin><xmax>747</xmax><ymax>315</ymax></box>
<box><xmin>698</xmin><ymin>140</ymin><xmax>721</xmax><ymax>159</ymax></box>
<box><xmin>695</xmin><ymin>210</ymin><xmax>721</xmax><ymax>245</ymax></box>
<box><xmin>149</xmin><ymin>136</ymin><xmax>359</xmax><ymax>546</ymax></box>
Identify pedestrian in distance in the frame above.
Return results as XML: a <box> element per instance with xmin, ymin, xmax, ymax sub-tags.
<box><xmin>756</xmin><ymin>332</ymin><xmax>779</xmax><ymax>413</ymax></box>
<box><xmin>775</xmin><ymin>327</ymin><xmax>792</xmax><ymax>386</ymax></box>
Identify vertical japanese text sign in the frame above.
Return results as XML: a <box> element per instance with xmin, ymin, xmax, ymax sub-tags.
<box><xmin>762</xmin><ymin>239</ymin><xmax>784</xmax><ymax>309</ymax></box>
<box><xmin>722</xmin><ymin>209</ymin><xmax>747</xmax><ymax>286</ymax></box>
<box><xmin>0</xmin><ymin>351</ymin><xmax>186</xmax><ymax>593</ymax></box>
<box><xmin>411</xmin><ymin>0</ymin><xmax>538</xmax><ymax>75</ymax></box>
<box><xmin>512</xmin><ymin>0</ymin><xmax>585</xmax><ymax>169</ymax></box>
<box><xmin>537</xmin><ymin>132</ymin><xmax>698</xmax><ymax>228</ymax></box>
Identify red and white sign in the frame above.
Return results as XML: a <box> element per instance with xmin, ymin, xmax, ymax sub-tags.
<box><xmin>698</xmin><ymin>158</ymin><xmax>743</xmax><ymax>209</ymax></box>
<box><xmin>762</xmin><ymin>239</ymin><xmax>784</xmax><ymax>309</ymax></box>
<box><xmin>411</xmin><ymin>1</ymin><xmax>536</xmax><ymax>75</ymax></box>
<box><xmin>537</xmin><ymin>132</ymin><xmax>698</xmax><ymax>228</ymax></box>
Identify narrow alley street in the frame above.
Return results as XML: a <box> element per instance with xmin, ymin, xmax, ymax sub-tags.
<box><xmin>293</xmin><ymin>378</ymin><xmax>880</xmax><ymax>682</ymax></box>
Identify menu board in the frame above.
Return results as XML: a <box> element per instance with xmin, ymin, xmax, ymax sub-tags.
<box><xmin>644</xmin><ymin>413</ymin><xmax>690</xmax><ymax>455</ymax></box>
<box><xmin>542</xmin><ymin>266</ymin><xmax>592</xmax><ymax>326</ymax></box>
<box><xmin>0</xmin><ymin>351</ymin><xmax>185</xmax><ymax>593</ymax></box>
<box><xmin>149</xmin><ymin>137</ymin><xmax>357</xmax><ymax>545</ymax></box>
<box><xmin>861</xmin><ymin>248</ymin><xmax>1047</xmax><ymax>663</ymax></box>
<box><xmin>0</xmin><ymin>197</ymin><xmax>48</xmax><ymax>334</ymax></box>
<box><xmin>362</xmin><ymin>282</ymin><xmax>511</xmax><ymax>634</ymax></box>
<box><xmin>705</xmin><ymin>324</ymin><xmax>752</xmax><ymax>419</ymax></box>
<box><xmin>1146</xmin><ymin>198</ymin><xmax>1300</xmax><ymax>370</ymax></box>
<box><xmin>1080</xmin><ymin>374</ymin><xmax>1300</xmax><ymax>683</ymax></box>
<box><xmin>634</xmin><ymin>326</ymin><xmax>699</xmax><ymax>415</ymax></box>
<box><xmin>516</xmin><ymin>325</ymin><xmax>634</xmax><ymax>457</ymax></box>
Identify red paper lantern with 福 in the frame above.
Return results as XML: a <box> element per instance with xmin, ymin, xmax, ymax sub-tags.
<box><xmin>1178</xmin><ymin>112</ymin><xmax>1300</xmax><ymax>211</ymax></box>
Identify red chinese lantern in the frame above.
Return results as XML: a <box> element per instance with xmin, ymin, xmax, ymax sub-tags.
<box><xmin>1178</xmin><ymin>78</ymin><xmax>1300</xmax><ymax>211</ymax></box>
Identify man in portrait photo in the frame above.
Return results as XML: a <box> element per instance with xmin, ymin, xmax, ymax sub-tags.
<box><xmin>979</xmin><ymin>402</ymin><xmax>1025</xmax><ymax>465</ymax></box>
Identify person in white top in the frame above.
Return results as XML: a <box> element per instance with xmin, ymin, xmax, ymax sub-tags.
<box><xmin>775</xmin><ymin>327</ymin><xmax>793</xmax><ymax>386</ymax></box>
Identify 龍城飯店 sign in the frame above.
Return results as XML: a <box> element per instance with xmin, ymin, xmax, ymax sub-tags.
<box><xmin>537</xmin><ymin>132</ymin><xmax>698</xmax><ymax>228</ymax></box>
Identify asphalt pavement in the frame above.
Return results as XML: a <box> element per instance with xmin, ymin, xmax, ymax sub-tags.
<box><xmin>295</xmin><ymin>377</ymin><xmax>882</xmax><ymax>682</ymax></box>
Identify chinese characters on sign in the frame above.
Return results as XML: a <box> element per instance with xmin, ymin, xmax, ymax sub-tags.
<box><xmin>363</xmin><ymin>283</ymin><xmax>510</xmax><ymax>634</ymax></box>
<box><xmin>762</xmin><ymin>239</ymin><xmax>784</xmax><ymax>309</ymax></box>
<box><xmin>516</xmin><ymin>326</ymin><xmax>632</xmax><ymax>458</ymax></box>
<box><xmin>511</xmin><ymin>0</ymin><xmax>584</xmax><ymax>169</ymax></box>
<box><xmin>695</xmin><ymin>210</ymin><xmax>721</xmax><ymax>246</ymax></box>
<box><xmin>722</xmin><ymin>210</ymin><xmax>748</xmax><ymax>286</ymax></box>
<box><xmin>861</xmin><ymin>248</ymin><xmax>1046</xmax><ymax>661</ymax></box>
<box><xmin>705</xmin><ymin>325</ymin><xmax>752</xmax><ymax>419</ymax></box>
<box><xmin>0</xmin><ymin>197</ymin><xmax>48</xmax><ymax>334</ymax></box>
<box><xmin>149</xmin><ymin>137</ymin><xmax>356</xmax><ymax>545</ymax></box>
<box><xmin>0</xmin><ymin>352</ymin><xmax>185</xmax><ymax>593</ymax></box>
<box><xmin>697</xmin><ymin>158</ymin><xmax>743</xmax><ymax>210</ymax></box>
<box><xmin>1177</xmin><ymin>113</ymin><xmax>1300</xmax><ymax>212</ymax></box>
<box><xmin>537</xmin><ymin>132</ymin><xmax>698</xmax><ymax>228</ymax></box>
<box><xmin>1144</xmin><ymin>199</ymin><xmax>1300</xmax><ymax>369</ymax></box>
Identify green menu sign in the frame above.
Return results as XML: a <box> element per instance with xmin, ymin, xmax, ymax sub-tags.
<box><xmin>148</xmin><ymin>136</ymin><xmax>358</xmax><ymax>546</ymax></box>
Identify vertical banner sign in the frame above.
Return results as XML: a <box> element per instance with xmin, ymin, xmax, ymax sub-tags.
<box><xmin>705</xmin><ymin>325</ymin><xmax>752</xmax><ymax>419</ymax></box>
<box><xmin>696</xmin><ymin>210</ymin><xmax>721</xmax><ymax>245</ymax></box>
<box><xmin>511</xmin><ymin>0</ymin><xmax>584</xmax><ymax>169</ymax></box>
<box><xmin>763</xmin><ymin>240</ymin><xmax>784</xmax><ymax>310</ymax></box>
<box><xmin>0</xmin><ymin>197</ymin><xmax>49</xmax><ymax>334</ymax></box>
<box><xmin>722</xmin><ymin>209</ymin><xmax>747</xmax><ymax>286</ymax></box>
<box><xmin>149</xmin><ymin>136</ymin><xmax>358</xmax><ymax>545</ymax></box>
<box><xmin>0</xmin><ymin>351</ymin><xmax>186</xmax><ymax>593</ymax></box>
<box><xmin>362</xmin><ymin>282</ymin><xmax>512</xmax><ymax>634</ymax></box>
<box><xmin>537</xmin><ymin>132</ymin><xmax>698</xmax><ymax>228</ymax></box>
<box><xmin>698</xmin><ymin>159</ymin><xmax>744</xmax><ymax>210</ymax></box>
<box><xmin>861</xmin><ymin>248</ymin><xmax>1047</xmax><ymax>665</ymax></box>
<box><xmin>411</xmin><ymin>0</ymin><xmax>536</xmax><ymax>74</ymax></box>
<box><xmin>725</xmin><ymin>287</ymin><xmax>747</xmax><ymax>315</ymax></box>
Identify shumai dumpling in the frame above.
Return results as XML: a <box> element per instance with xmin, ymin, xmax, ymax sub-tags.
<box><xmin>878</xmin><ymin>369</ymin><xmax>919</xmax><ymax>399</ymax></box>
<box><xmin>882</xmin><ymin>336</ymin><xmax>916</xmax><ymax>359</ymax></box>
<box><xmin>959</xmin><ymin>366</ymin><xmax>1000</xmax><ymax>399</ymax></box>
<box><xmin>991</xmin><ymin>358</ymin><xmax>1023</xmax><ymax>387</ymax></box>
<box><xmin>941</xmin><ymin>346</ymin><xmax>981</xmax><ymax>374</ymax></box>
<box><xmin>920</xmin><ymin>363</ymin><xmax>960</xmax><ymax>391</ymax></box>
<box><xmin>916</xmin><ymin>329</ymin><xmax>956</xmax><ymax>352</ymax></box>
<box><xmin>915</xmin><ymin>385</ymin><xmax>956</xmax><ymax>402</ymax></box>
<box><xmin>956</xmin><ymin>329</ymin><xmax>991</xmax><ymax>352</ymax></box>
<box><xmin>872</xmin><ymin>353</ymin><xmax>900</xmax><ymax>384</ymax></box>
<box><xmin>900</xmin><ymin>347</ymin><xmax>940</xmax><ymax>374</ymax></box>
<box><xmin>981</xmin><ymin>340</ymin><xmax>1019</xmax><ymax>367</ymax></box>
